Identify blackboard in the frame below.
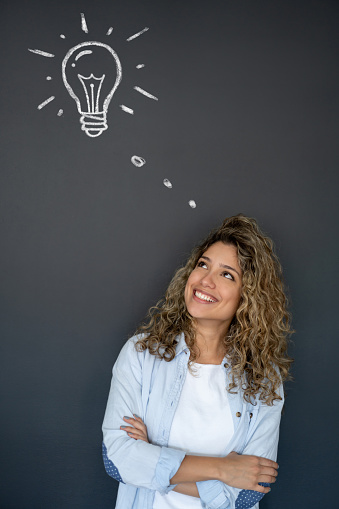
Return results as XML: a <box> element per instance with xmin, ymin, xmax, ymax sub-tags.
<box><xmin>1</xmin><ymin>0</ymin><xmax>338</xmax><ymax>507</ymax></box>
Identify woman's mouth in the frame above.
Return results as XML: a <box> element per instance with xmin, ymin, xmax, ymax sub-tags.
<box><xmin>193</xmin><ymin>290</ymin><xmax>218</xmax><ymax>303</ymax></box>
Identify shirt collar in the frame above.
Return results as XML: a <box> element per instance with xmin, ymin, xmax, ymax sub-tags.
<box><xmin>175</xmin><ymin>333</ymin><xmax>189</xmax><ymax>356</ymax></box>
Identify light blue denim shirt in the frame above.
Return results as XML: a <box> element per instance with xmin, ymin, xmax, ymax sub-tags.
<box><xmin>102</xmin><ymin>334</ymin><xmax>283</xmax><ymax>509</ymax></box>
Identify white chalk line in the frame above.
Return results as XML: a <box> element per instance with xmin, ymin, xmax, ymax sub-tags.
<box><xmin>28</xmin><ymin>48</ymin><xmax>55</xmax><ymax>58</ymax></box>
<box><xmin>81</xmin><ymin>13</ymin><xmax>88</xmax><ymax>33</ymax></box>
<box><xmin>127</xmin><ymin>27</ymin><xmax>149</xmax><ymax>41</ymax></box>
<box><xmin>131</xmin><ymin>155</ymin><xmax>146</xmax><ymax>167</ymax></box>
<box><xmin>134</xmin><ymin>86</ymin><xmax>158</xmax><ymax>101</ymax></box>
<box><xmin>136</xmin><ymin>64</ymin><xmax>145</xmax><ymax>69</ymax></box>
<box><xmin>75</xmin><ymin>50</ymin><xmax>93</xmax><ymax>61</ymax></box>
<box><xmin>163</xmin><ymin>179</ymin><xmax>172</xmax><ymax>189</ymax></box>
<box><xmin>120</xmin><ymin>105</ymin><xmax>134</xmax><ymax>115</ymax></box>
<box><xmin>37</xmin><ymin>96</ymin><xmax>55</xmax><ymax>110</ymax></box>
<box><xmin>106</xmin><ymin>27</ymin><xmax>113</xmax><ymax>35</ymax></box>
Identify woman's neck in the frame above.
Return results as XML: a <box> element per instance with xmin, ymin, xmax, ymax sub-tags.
<box><xmin>192</xmin><ymin>322</ymin><xmax>228</xmax><ymax>365</ymax></box>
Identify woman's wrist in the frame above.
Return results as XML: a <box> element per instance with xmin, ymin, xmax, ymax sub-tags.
<box><xmin>170</xmin><ymin>455</ymin><xmax>222</xmax><ymax>484</ymax></box>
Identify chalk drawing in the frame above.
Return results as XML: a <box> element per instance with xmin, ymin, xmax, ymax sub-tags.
<box><xmin>62</xmin><ymin>42</ymin><xmax>122</xmax><ymax>137</ymax></box>
<box><xmin>81</xmin><ymin>13</ymin><xmax>89</xmax><ymax>33</ymax></box>
<box><xmin>188</xmin><ymin>200</ymin><xmax>197</xmax><ymax>209</ymax></box>
<box><xmin>38</xmin><ymin>96</ymin><xmax>55</xmax><ymax>109</ymax></box>
<box><xmin>120</xmin><ymin>105</ymin><xmax>134</xmax><ymax>114</ymax></box>
<box><xmin>75</xmin><ymin>50</ymin><xmax>93</xmax><ymax>61</ymax></box>
<box><xmin>127</xmin><ymin>27</ymin><xmax>149</xmax><ymax>42</ymax></box>
<box><xmin>134</xmin><ymin>86</ymin><xmax>158</xmax><ymax>101</ymax></box>
<box><xmin>163</xmin><ymin>179</ymin><xmax>172</xmax><ymax>189</ymax></box>
<box><xmin>131</xmin><ymin>156</ymin><xmax>146</xmax><ymax>167</ymax></box>
<box><xmin>28</xmin><ymin>49</ymin><xmax>55</xmax><ymax>58</ymax></box>
<box><xmin>29</xmin><ymin>14</ymin><xmax>159</xmax><ymax>141</ymax></box>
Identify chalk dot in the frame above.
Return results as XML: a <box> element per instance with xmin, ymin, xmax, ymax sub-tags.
<box><xmin>131</xmin><ymin>155</ymin><xmax>146</xmax><ymax>168</ymax></box>
<box><xmin>136</xmin><ymin>64</ymin><xmax>145</xmax><ymax>69</ymax></box>
<box><xmin>46</xmin><ymin>76</ymin><xmax>52</xmax><ymax>80</ymax></box>
<box><xmin>189</xmin><ymin>200</ymin><xmax>197</xmax><ymax>208</ymax></box>
<box><xmin>60</xmin><ymin>34</ymin><xmax>66</xmax><ymax>39</ymax></box>
<box><xmin>57</xmin><ymin>109</ymin><xmax>63</xmax><ymax>117</ymax></box>
<box><xmin>72</xmin><ymin>63</ymin><xmax>76</xmax><ymax>67</ymax></box>
<box><xmin>163</xmin><ymin>179</ymin><xmax>172</xmax><ymax>189</ymax></box>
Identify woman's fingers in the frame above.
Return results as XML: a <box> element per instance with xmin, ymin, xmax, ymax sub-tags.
<box><xmin>258</xmin><ymin>457</ymin><xmax>279</xmax><ymax>470</ymax></box>
<box><xmin>258</xmin><ymin>475</ymin><xmax>277</xmax><ymax>484</ymax></box>
<box><xmin>258</xmin><ymin>468</ymin><xmax>278</xmax><ymax>482</ymax></box>
<box><xmin>254</xmin><ymin>484</ymin><xmax>271</xmax><ymax>494</ymax></box>
<box><xmin>123</xmin><ymin>415</ymin><xmax>147</xmax><ymax>431</ymax></box>
<box><xmin>120</xmin><ymin>415</ymin><xmax>149</xmax><ymax>442</ymax></box>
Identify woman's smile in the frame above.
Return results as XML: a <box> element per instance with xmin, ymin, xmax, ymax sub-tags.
<box><xmin>193</xmin><ymin>289</ymin><xmax>218</xmax><ymax>303</ymax></box>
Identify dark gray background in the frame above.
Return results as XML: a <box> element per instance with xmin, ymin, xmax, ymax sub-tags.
<box><xmin>1</xmin><ymin>0</ymin><xmax>338</xmax><ymax>507</ymax></box>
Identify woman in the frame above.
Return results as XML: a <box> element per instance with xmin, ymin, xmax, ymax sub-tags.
<box><xmin>102</xmin><ymin>214</ymin><xmax>292</xmax><ymax>509</ymax></box>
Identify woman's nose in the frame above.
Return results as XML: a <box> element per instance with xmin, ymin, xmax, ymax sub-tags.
<box><xmin>200</xmin><ymin>272</ymin><xmax>216</xmax><ymax>288</ymax></box>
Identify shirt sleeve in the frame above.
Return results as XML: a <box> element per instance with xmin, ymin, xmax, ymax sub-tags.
<box><xmin>102</xmin><ymin>339</ymin><xmax>186</xmax><ymax>494</ymax></box>
<box><xmin>196</xmin><ymin>382</ymin><xmax>284</xmax><ymax>509</ymax></box>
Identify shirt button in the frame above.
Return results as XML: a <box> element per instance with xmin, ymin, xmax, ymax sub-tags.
<box><xmin>236</xmin><ymin>412</ymin><xmax>241</xmax><ymax>418</ymax></box>
<box><xmin>224</xmin><ymin>363</ymin><xmax>229</xmax><ymax>368</ymax></box>
<box><xmin>250</xmin><ymin>413</ymin><xmax>253</xmax><ymax>419</ymax></box>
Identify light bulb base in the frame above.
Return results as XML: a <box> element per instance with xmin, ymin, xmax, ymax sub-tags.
<box><xmin>79</xmin><ymin>111</ymin><xmax>108</xmax><ymax>138</ymax></box>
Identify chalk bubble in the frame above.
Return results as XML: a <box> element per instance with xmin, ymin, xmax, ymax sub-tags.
<box><xmin>188</xmin><ymin>200</ymin><xmax>197</xmax><ymax>208</ymax></box>
<box><xmin>131</xmin><ymin>155</ymin><xmax>146</xmax><ymax>167</ymax></box>
<box><xmin>163</xmin><ymin>179</ymin><xmax>172</xmax><ymax>189</ymax></box>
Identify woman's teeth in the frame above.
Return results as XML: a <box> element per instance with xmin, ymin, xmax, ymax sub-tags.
<box><xmin>195</xmin><ymin>290</ymin><xmax>216</xmax><ymax>302</ymax></box>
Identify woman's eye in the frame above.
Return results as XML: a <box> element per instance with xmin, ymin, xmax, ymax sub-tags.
<box><xmin>197</xmin><ymin>261</ymin><xmax>207</xmax><ymax>269</ymax></box>
<box><xmin>223</xmin><ymin>271</ymin><xmax>234</xmax><ymax>281</ymax></box>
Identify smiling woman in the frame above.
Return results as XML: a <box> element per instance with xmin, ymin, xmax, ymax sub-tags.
<box><xmin>102</xmin><ymin>214</ymin><xmax>293</xmax><ymax>509</ymax></box>
<box><xmin>184</xmin><ymin>243</ymin><xmax>242</xmax><ymax>347</ymax></box>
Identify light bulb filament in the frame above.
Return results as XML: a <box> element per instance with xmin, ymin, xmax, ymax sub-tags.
<box><xmin>78</xmin><ymin>73</ymin><xmax>105</xmax><ymax>113</ymax></box>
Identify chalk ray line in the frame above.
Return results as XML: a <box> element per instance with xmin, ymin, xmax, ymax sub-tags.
<box><xmin>37</xmin><ymin>96</ymin><xmax>55</xmax><ymax>110</ymax></box>
<box><xmin>106</xmin><ymin>27</ymin><xmax>113</xmax><ymax>35</ymax></box>
<box><xmin>28</xmin><ymin>48</ymin><xmax>55</xmax><ymax>58</ymax></box>
<box><xmin>81</xmin><ymin>13</ymin><xmax>89</xmax><ymax>33</ymax></box>
<box><xmin>120</xmin><ymin>105</ymin><xmax>134</xmax><ymax>114</ymax></box>
<box><xmin>127</xmin><ymin>27</ymin><xmax>149</xmax><ymax>41</ymax></box>
<box><xmin>134</xmin><ymin>86</ymin><xmax>158</xmax><ymax>101</ymax></box>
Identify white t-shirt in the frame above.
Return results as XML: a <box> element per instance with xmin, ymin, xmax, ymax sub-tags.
<box><xmin>153</xmin><ymin>363</ymin><xmax>234</xmax><ymax>509</ymax></box>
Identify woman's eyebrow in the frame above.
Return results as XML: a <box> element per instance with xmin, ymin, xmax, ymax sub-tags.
<box><xmin>200</xmin><ymin>255</ymin><xmax>241</xmax><ymax>277</ymax></box>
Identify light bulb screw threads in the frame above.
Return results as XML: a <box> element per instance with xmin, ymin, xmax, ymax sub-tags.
<box><xmin>79</xmin><ymin>111</ymin><xmax>108</xmax><ymax>137</ymax></box>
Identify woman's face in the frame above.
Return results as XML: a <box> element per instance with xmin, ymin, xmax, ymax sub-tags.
<box><xmin>184</xmin><ymin>242</ymin><xmax>242</xmax><ymax>333</ymax></box>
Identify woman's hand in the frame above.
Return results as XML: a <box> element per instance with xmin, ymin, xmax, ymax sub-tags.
<box><xmin>218</xmin><ymin>451</ymin><xmax>278</xmax><ymax>493</ymax></box>
<box><xmin>120</xmin><ymin>414</ymin><xmax>149</xmax><ymax>443</ymax></box>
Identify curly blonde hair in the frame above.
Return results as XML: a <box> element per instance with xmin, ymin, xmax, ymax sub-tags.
<box><xmin>135</xmin><ymin>214</ymin><xmax>293</xmax><ymax>405</ymax></box>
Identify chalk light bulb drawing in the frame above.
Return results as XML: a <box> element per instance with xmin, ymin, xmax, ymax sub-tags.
<box><xmin>62</xmin><ymin>41</ymin><xmax>122</xmax><ymax>137</ymax></box>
